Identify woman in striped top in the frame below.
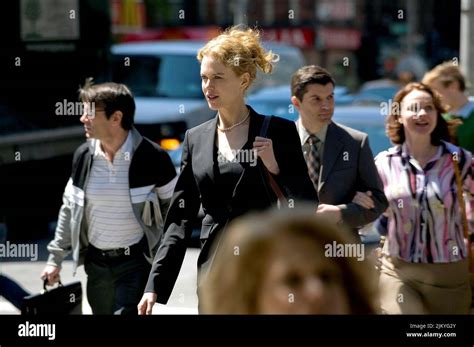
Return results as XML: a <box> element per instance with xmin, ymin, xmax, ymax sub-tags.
<box><xmin>374</xmin><ymin>82</ymin><xmax>473</xmax><ymax>314</ymax></box>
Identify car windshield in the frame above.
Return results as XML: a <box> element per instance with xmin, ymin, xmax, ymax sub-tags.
<box><xmin>250</xmin><ymin>101</ymin><xmax>299</xmax><ymax>122</ymax></box>
<box><xmin>112</xmin><ymin>55</ymin><xmax>202</xmax><ymax>98</ymax></box>
<box><xmin>250</xmin><ymin>55</ymin><xmax>304</xmax><ymax>93</ymax></box>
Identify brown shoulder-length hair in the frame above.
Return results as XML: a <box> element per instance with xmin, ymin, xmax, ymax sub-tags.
<box><xmin>386</xmin><ymin>82</ymin><xmax>452</xmax><ymax>145</ymax></box>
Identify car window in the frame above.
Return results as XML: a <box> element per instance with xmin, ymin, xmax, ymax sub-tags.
<box><xmin>250</xmin><ymin>100</ymin><xmax>391</xmax><ymax>156</ymax></box>
<box><xmin>112</xmin><ymin>55</ymin><xmax>202</xmax><ymax>98</ymax></box>
<box><xmin>250</xmin><ymin>52</ymin><xmax>305</xmax><ymax>92</ymax></box>
<box><xmin>251</xmin><ymin>100</ymin><xmax>298</xmax><ymax>122</ymax></box>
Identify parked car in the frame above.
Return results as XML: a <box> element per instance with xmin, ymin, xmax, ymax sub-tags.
<box><xmin>351</xmin><ymin>81</ymin><xmax>399</xmax><ymax>106</ymax></box>
<box><xmin>111</xmin><ymin>40</ymin><xmax>306</xmax><ymax>167</ymax></box>
<box><xmin>247</xmin><ymin>85</ymin><xmax>391</xmax><ymax>155</ymax></box>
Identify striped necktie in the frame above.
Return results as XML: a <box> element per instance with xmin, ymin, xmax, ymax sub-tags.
<box><xmin>306</xmin><ymin>135</ymin><xmax>321</xmax><ymax>191</ymax></box>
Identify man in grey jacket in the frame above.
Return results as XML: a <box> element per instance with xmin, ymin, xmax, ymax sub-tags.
<box><xmin>41</xmin><ymin>81</ymin><xmax>177</xmax><ymax>314</ymax></box>
<box><xmin>291</xmin><ymin>65</ymin><xmax>388</xmax><ymax>233</ymax></box>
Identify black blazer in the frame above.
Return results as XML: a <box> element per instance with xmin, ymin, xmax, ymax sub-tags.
<box><xmin>146</xmin><ymin>107</ymin><xmax>318</xmax><ymax>303</ymax></box>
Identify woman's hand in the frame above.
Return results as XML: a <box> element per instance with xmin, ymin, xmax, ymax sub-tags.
<box><xmin>253</xmin><ymin>136</ymin><xmax>280</xmax><ymax>175</ymax></box>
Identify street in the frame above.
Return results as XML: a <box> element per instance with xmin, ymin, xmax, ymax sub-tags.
<box><xmin>0</xmin><ymin>236</ymin><xmax>199</xmax><ymax>315</ymax></box>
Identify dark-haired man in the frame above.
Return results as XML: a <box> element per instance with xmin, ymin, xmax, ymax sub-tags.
<box><xmin>41</xmin><ymin>82</ymin><xmax>177</xmax><ymax>314</ymax></box>
<box><xmin>291</xmin><ymin>65</ymin><xmax>387</xmax><ymax>233</ymax></box>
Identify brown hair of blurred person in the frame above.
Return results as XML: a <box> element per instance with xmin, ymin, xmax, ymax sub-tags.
<box><xmin>422</xmin><ymin>61</ymin><xmax>467</xmax><ymax>94</ymax></box>
<box><xmin>200</xmin><ymin>206</ymin><xmax>379</xmax><ymax>314</ymax></box>
<box><xmin>422</xmin><ymin>61</ymin><xmax>474</xmax><ymax>152</ymax></box>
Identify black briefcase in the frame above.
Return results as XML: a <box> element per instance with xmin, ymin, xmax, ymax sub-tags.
<box><xmin>21</xmin><ymin>280</ymin><xmax>82</xmax><ymax>315</ymax></box>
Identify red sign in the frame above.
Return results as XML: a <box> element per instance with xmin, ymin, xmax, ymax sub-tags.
<box><xmin>116</xmin><ymin>26</ymin><xmax>316</xmax><ymax>50</ymax></box>
<box><xmin>262</xmin><ymin>28</ymin><xmax>315</xmax><ymax>49</ymax></box>
<box><xmin>118</xmin><ymin>27</ymin><xmax>221</xmax><ymax>42</ymax></box>
<box><xmin>318</xmin><ymin>28</ymin><xmax>361</xmax><ymax>50</ymax></box>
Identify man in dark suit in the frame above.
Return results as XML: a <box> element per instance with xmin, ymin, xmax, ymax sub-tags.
<box><xmin>291</xmin><ymin>65</ymin><xmax>388</xmax><ymax>232</ymax></box>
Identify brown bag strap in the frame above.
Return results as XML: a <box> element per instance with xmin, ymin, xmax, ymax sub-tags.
<box><xmin>265</xmin><ymin>168</ymin><xmax>288</xmax><ymax>207</ymax></box>
<box><xmin>451</xmin><ymin>152</ymin><xmax>472</xmax><ymax>270</ymax></box>
<box><xmin>259</xmin><ymin>116</ymin><xmax>288</xmax><ymax>208</ymax></box>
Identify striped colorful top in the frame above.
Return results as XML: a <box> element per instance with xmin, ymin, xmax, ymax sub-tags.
<box><xmin>375</xmin><ymin>141</ymin><xmax>473</xmax><ymax>263</ymax></box>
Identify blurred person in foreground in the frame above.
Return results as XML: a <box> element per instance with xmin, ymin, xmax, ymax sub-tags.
<box><xmin>138</xmin><ymin>26</ymin><xmax>317</xmax><ymax>314</ymax></box>
<box><xmin>374</xmin><ymin>82</ymin><xmax>473</xmax><ymax>314</ymax></box>
<box><xmin>0</xmin><ymin>275</ymin><xmax>29</xmax><ymax>310</ymax></box>
<box><xmin>199</xmin><ymin>206</ymin><xmax>379</xmax><ymax>314</ymax></box>
<box><xmin>422</xmin><ymin>61</ymin><xmax>474</xmax><ymax>152</ymax></box>
<box><xmin>290</xmin><ymin>65</ymin><xmax>388</xmax><ymax>234</ymax></box>
<box><xmin>0</xmin><ymin>223</ymin><xmax>30</xmax><ymax>310</ymax></box>
<box><xmin>41</xmin><ymin>81</ymin><xmax>177</xmax><ymax>314</ymax></box>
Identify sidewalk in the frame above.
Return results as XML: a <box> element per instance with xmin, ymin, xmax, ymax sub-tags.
<box><xmin>0</xmin><ymin>236</ymin><xmax>199</xmax><ymax>314</ymax></box>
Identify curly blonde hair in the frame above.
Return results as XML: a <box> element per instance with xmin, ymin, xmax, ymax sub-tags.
<box><xmin>197</xmin><ymin>26</ymin><xmax>274</xmax><ymax>91</ymax></box>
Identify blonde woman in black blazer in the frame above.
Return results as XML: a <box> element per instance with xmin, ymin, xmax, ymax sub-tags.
<box><xmin>138</xmin><ymin>27</ymin><xmax>317</xmax><ymax>314</ymax></box>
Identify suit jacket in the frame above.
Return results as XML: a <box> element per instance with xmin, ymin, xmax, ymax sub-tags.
<box><xmin>298</xmin><ymin>120</ymin><xmax>388</xmax><ymax>230</ymax></box>
<box><xmin>146</xmin><ymin>107</ymin><xmax>318</xmax><ymax>303</ymax></box>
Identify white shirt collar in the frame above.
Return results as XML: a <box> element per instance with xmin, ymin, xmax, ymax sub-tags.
<box><xmin>296</xmin><ymin>118</ymin><xmax>328</xmax><ymax>146</ymax></box>
<box><xmin>400</xmin><ymin>141</ymin><xmax>443</xmax><ymax>171</ymax></box>
<box><xmin>93</xmin><ymin>131</ymin><xmax>133</xmax><ymax>159</ymax></box>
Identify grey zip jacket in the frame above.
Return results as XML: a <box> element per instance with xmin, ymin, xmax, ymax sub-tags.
<box><xmin>46</xmin><ymin>127</ymin><xmax>177</xmax><ymax>275</ymax></box>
